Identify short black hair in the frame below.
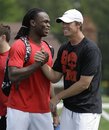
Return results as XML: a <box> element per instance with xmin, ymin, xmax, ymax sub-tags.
<box><xmin>0</xmin><ymin>24</ymin><xmax>11</xmax><ymax>42</ymax></box>
<box><xmin>15</xmin><ymin>8</ymin><xmax>45</xmax><ymax>39</ymax></box>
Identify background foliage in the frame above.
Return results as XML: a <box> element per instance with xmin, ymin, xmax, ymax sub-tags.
<box><xmin>0</xmin><ymin>0</ymin><xmax>109</xmax><ymax>90</ymax></box>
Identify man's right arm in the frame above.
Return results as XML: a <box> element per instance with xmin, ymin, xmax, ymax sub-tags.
<box><xmin>41</xmin><ymin>64</ymin><xmax>62</xmax><ymax>83</ymax></box>
<box><xmin>8</xmin><ymin>62</ymin><xmax>42</xmax><ymax>83</ymax></box>
<box><xmin>34</xmin><ymin>49</ymin><xmax>63</xmax><ymax>83</ymax></box>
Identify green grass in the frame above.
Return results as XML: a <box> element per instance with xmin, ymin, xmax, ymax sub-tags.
<box><xmin>99</xmin><ymin>95</ymin><xmax>109</xmax><ymax>130</ymax></box>
<box><xmin>99</xmin><ymin>117</ymin><xmax>109</xmax><ymax>130</ymax></box>
<box><xmin>103</xmin><ymin>109</ymin><xmax>109</xmax><ymax>113</ymax></box>
<box><xmin>102</xmin><ymin>95</ymin><xmax>109</xmax><ymax>103</ymax></box>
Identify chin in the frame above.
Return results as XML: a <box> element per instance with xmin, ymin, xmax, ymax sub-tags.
<box><xmin>64</xmin><ymin>33</ymin><xmax>69</xmax><ymax>37</ymax></box>
<box><xmin>44</xmin><ymin>32</ymin><xmax>49</xmax><ymax>36</ymax></box>
<box><xmin>42</xmin><ymin>34</ymin><xmax>48</xmax><ymax>37</ymax></box>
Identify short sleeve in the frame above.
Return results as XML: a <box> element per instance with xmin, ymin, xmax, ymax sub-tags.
<box><xmin>8</xmin><ymin>40</ymin><xmax>26</xmax><ymax>68</ymax></box>
<box><xmin>81</xmin><ymin>48</ymin><xmax>101</xmax><ymax>76</ymax></box>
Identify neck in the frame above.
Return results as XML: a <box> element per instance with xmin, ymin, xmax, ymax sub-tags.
<box><xmin>29</xmin><ymin>31</ymin><xmax>42</xmax><ymax>44</ymax></box>
<box><xmin>69</xmin><ymin>32</ymin><xmax>85</xmax><ymax>45</ymax></box>
<box><xmin>0</xmin><ymin>41</ymin><xmax>10</xmax><ymax>53</ymax></box>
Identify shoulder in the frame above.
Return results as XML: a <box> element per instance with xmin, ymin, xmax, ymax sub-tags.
<box><xmin>83</xmin><ymin>38</ymin><xmax>99</xmax><ymax>50</ymax></box>
<box><xmin>41</xmin><ymin>40</ymin><xmax>50</xmax><ymax>48</ymax></box>
<box><xmin>11</xmin><ymin>39</ymin><xmax>23</xmax><ymax>45</ymax></box>
<box><xmin>10</xmin><ymin>39</ymin><xmax>26</xmax><ymax>55</ymax></box>
<box><xmin>11</xmin><ymin>39</ymin><xmax>25</xmax><ymax>48</ymax></box>
<box><xmin>58</xmin><ymin>42</ymin><xmax>68</xmax><ymax>52</ymax></box>
<box><xmin>81</xmin><ymin>38</ymin><xmax>101</xmax><ymax>60</ymax></box>
<box><xmin>82</xmin><ymin>38</ymin><xmax>101</xmax><ymax>54</ymax></box>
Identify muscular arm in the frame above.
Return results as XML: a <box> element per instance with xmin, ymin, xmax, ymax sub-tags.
<box><xmin>34</xmin><ymin>49</ymin><xmax>63</xmax><ymax>83</ymax></box>
<box><xmin>8</xmin><ymin>62</ymin><xmax>42</xmax><ymax>83</ymax></box>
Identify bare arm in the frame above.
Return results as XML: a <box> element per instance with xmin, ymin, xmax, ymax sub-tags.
<box><xmin>50</xmin><ymin>75</ymin><xmax>94</xmax><ymax>111</ymax></box>
<box><xmin>50</xmin><ymin>85</ymin><xmax>60</xmax><ymax>127</ymax></box>
<box><xmin>41</xmin><ymin>64</ymin><xmax>63</xmax><ymax>83</ymax></box>
<box><xmin>34</xmin><ymin>50</ymin><xmax>63</xmax><ymax>83</ymax></box>
<box><xmin>56</xmin><ymin>75</ymin><xmax>93</xmax><ymax>100</ymax></box>
<box><xmin>8</xmin><ymin>62</ymin><xmax>42</xmax><ymax>83</ymax></box>
<box><xmin>9</xmin><ymin>47</ymin><xmax>49</xmax><ymax>83</ymax></box>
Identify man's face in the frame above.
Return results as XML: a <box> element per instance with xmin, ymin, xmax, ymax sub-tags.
<box><xmin>33</xmin><ymin>12</ymin><xmax>50</xmax><ymax>37</ymax></box>
<box><xmin>62</xmin><ymin>22</ymin><xmax>79</xmax><ymax>37</ymax></box>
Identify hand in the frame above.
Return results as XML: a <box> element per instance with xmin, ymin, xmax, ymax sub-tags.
<box><xmin>51</xmin><ymin>106</ymin><xmax>60</xmax><ymax>127</ymax></box>
<box><xmin>42</xmin><ymin>51</ymin><xmax>49</xmax><ymax>65</ymax></box>
<box><xmin>50</xmin><ymin>96</ymin><xmax>60</xmax><ymax>112</ymax></box>
<box><xmin>53</xmin><ymin>114</ymin><xmax>60</xmax><ymax>128</ymax></box>
<box><xmin>34</xmin><ymin>50</ymin><xmax>49</xmax><ymax>65</ymax></box>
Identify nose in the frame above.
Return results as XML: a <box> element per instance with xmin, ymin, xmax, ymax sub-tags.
<box><xmin>47</xmin><ymin>22</ymin><xmax>50</xmax><ymax>27</ymax></box>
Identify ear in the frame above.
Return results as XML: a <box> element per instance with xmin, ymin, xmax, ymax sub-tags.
<box><xmin>1</xmin><ymin>35</ymin><xmax>6</xmax><ymax>41</ymax></box>
<box><xmin>30</xmin><ymin>19</ymin><xmax>36</xmax><ymax>27</ymax></box>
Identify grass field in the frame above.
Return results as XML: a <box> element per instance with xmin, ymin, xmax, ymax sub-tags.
<box><xmin>99</xmin><ymin>95</ymin><xmax>109</xmax><ymax>130</ymax></box>
<box><xmin>99</xmin><ymin>117</ymin><xmax>109</xmax><ymax>130</ymax></box>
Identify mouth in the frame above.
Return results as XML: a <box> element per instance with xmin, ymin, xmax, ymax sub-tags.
<box><xmin>45</xmin><ymin>28</ymin><xmax>50</xmax><ymax>33</ymax></box>
<box><xmin>63</xmin><ymin>28</ymin><xmax>69</xmax><ymax>31</ymax></box>
<box><xmin>63</xmin><ymin>29</ymin><xmax>69</xmax><ymax>34</ymax></box>
<box><xmin>43</xmin><ymin>28</ymin><xmax>50</xmax><ymax>36</ymax></box>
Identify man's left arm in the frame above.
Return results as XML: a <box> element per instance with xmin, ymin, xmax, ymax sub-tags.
<box><xmin>50</xmin><ymin>85</ymin><xmax>60</xmax><ymax>127</ymax></box>
<box><xmin>50</xmin><ymin>75</ymin><xmax>93</xmax><ymax>111</ymax></box>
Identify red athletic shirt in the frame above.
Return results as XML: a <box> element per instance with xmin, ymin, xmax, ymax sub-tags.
<box><xmin>8</xmin><ymin>38</ymin><xmax>53</xmax><ymax>113</ymax></box>
<box><xmin>0</xmin><ymin>51</ymin><xmax>8</xmax><ymax>116</ymax></box>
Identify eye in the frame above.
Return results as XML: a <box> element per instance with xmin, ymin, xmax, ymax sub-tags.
<box><xmin>44</xmin><ymin>20</ymin><xmax>50</xmax><ymax>24</ymax></box>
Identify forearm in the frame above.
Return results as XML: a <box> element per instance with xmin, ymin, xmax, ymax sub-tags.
<box><xmin>56</xmin><ymin>82</ymin><xmax>85</xmax><ymax>100</ymax></box>
<box><xmin>41</xmin><ymin>64</ymin><xmax>62</xmax><ymax>83</ymax></box>
<box><xmin>51</xmin><ymin>106</ymin><xmax>58</xmax><ymax>116</ymax></box>
<box><xmin>56</xmin><ymin>77</ymin><xmax>92</xmax><ymax>100</ymax></box>
<box><xmin>50</xmin><ymin>86</ymin><xmax>60</xmax><ymax>126</ymax></box>
<box><xmin>9</xmin><ymin>62</ymin><xmax>42</xmax><ymax>82</ymax></box>
<box><xmin>52</xmin><ymin>106</ymin><xmax>60</xmax><ymax>127</ymax></box>
<box><xmin>50</xmin><ymin>86</ymin><xmax>58</xmax><ymax>116</ymax></box>
<box><xmin>41</xmin><ymin>64</ymin><xmax>54</xmax><ymax>81</ymax></box>
<box><xmin>34</xmin><ymin>50</ymin><xmax>62</xmax><ymax>82</ymax></box>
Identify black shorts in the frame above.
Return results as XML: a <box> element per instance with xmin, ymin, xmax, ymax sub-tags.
<box><xmin>0</xmin><ymin>116</ymin><xmax>6</xmax><ymax>130</ymax></box>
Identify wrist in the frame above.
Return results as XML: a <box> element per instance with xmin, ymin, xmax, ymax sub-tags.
<box><xmin>56</xmin><ymin>95</ymin><xmax>61</xmax><ymax>104</ymax></box>
<box><xmin>52</xmin><ymin>111</ymin><xmax>58</xmax><ymax>117</ymax></box>
<box><xmin>37</xmin><ymin>61</ymin><xmax>43</xmax><ymax>66</ymax></box>
<box><xmin>52</xmin><ymin>106</ymin><xmax>58</xmax><ymax>117</ymax></box>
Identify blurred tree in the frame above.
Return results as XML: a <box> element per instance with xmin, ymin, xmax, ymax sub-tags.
<box><xmin>81</xmin><ymin>0</ymin><xmax>109</xmax><ymax>32</ymax></box>
<box><xmin>81</xmin><ymin>0</ymin><xmax>109</xmax><ymax>81</ymax></box>
<box><xmin>0</xmin><ymin>0</ymin><xmax>24</xmax><ymax>22</ymax></box>
<box><xmin>15</xmin><ymin>0</ymin><xmax>75</xmax><ymax>42</ymax></box>
<box><xmin>0</xmin><ymin>0</ymin><xmax>109</xmax><ymax>83</ymax></box>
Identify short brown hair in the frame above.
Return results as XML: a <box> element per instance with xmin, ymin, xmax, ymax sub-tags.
<box><xmin>75</xmin><ymin>21</ymin><xmax>83</xmax><ymax>31</ymax></box>
<box><xmin>0</xmin><ymin>24</ymin><xmax>11</xmax><ymax>42</ymax></box>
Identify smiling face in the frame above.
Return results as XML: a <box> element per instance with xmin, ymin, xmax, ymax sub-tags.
<box><xmin>31</xmin><ymin>12</ymin><xmax>50</xmax><ymax>37</ymax></box>
<box><xmin>62</xmin><ymin>21</ymin><xmax>80</xmax><ymax>38</ymax></box>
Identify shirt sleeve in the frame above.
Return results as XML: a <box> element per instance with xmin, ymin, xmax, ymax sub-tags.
<box><xmin>8</xmin><ymin>40</ymin><xmax>26</xmax><ymax>68</ymax></box>
<box><xmin>80</xmin><ymin>48</ymin><xmax>101</xmax><ymax>76</ymax></box>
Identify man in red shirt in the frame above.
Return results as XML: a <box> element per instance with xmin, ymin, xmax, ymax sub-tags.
<box><xmin>0</xmin><ymin>24</ymin><xmax>11</xmax><ymax>130</ymax></box>
<box><xmin>7</xmin><ymin>8</ymin><xmax>59</xmax><ymax>130</ymax></box>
